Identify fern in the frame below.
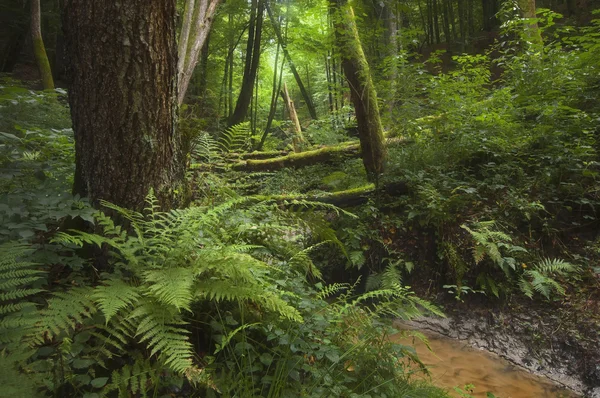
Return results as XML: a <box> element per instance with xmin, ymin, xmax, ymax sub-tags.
<box><xmin>31</xmin><ymin>286</ymin><xmax>96</xmax><ymax>344</ymax></box>
<box><xmin>218</xmin><ymin>122</ymin><xmax>252</xmax><ymax>153</ymax></box>
<box><xmin>0</xmin><ymin>242</ymin><xmax>43</xmax><ymax>346</ymax></box>
<box><xmin>103</xmin><ymin>357</ymin><xmax>158</xmax><ymax>398</ymax></box>
<box><xmin>519</xmin><ymin>258</ymin><xmax>578</xmax><ymax>299</ymax></box>
<box><xmin>93</xmin><ymin>278</ymin><xmax>141</xmax><ymax>324</ymax></box>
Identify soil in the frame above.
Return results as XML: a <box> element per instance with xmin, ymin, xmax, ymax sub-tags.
<box><xmin>399</xmin><ymin>296</ymin><xmax>600</xmax><ymax>397</ymax></box>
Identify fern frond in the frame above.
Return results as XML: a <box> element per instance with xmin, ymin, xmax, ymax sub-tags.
<box><xmin>129</xmin><ymin>301</ymin><xmax>194</xmax><ymax>374</ymax></box>
<box><xmin>218</xmin><ymin>122</ymin><xmax>251</xmax><ymax>153</ymax></box>
<box><xmin>535</xmin><ymin>258</ymin><xmax>577</xmax><ymax>275</ymax></box>
<box><xmin>93</xmin><ymin>278</ymin><xmax>141</xmax><ymax>324</ymax></box>
<box><xmin>143</xmin><ymin>268</ymin><xmax>194</xmax><ymax>311</ymax></box>
<box><xmin>0</xmin><ymin>242</ymin><xmax>44</xmax><ymax>344</ymax></box>
<box><xmin>33</xmin><ymin>287</ymin><xmax>96</xmax><ymax>343</ymax></box>
<box><xmin>316</xmin><ymin>283</ymin><xmax>350</xmax><ymax>300</ymax></box>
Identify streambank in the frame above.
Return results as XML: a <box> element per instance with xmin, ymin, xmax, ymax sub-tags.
<box><xmin>397</xmin><ymin>305</ymin><xmax>600</xmax><ymax>397</ymax></box>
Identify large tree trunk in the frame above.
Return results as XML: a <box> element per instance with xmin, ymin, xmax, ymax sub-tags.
<box><xmin>265</xmin><ymin>2</ymin><xmax>318</xmax><ymax>120</ymax></box>
<box><xmin>228</xmin><ymin>0</ymin><xmax>264</xmax><ymax>127</ymax></box>
<box><xmin>329</xmin><ymin>0</ymin><xmax>386</xmax><ymax>181</ymax></box>
<box><xmin>31</xmin><ymin>0</ymin><xmax>54</xmax><ymax>89</ymax></box>
<box><xmin>177</xmin><ymin>0</ymin><xmax>221</xmax><ymax>105</ymax></box>
<box><xmin>62</xmin><ymin>0</ymin><xmax>185</xmax><ymax>211</ymax></box>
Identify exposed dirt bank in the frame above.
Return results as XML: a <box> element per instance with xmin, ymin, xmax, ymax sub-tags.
<box><xmin>397</xmin><ymin>307</ymin><xmax>600</xmax><ymax>397</ymax></box>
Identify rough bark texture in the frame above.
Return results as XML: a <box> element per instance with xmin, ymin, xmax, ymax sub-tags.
<box><xmin>330</xmin><ymin>0</ymin><xmax>387</xmax><ymax>181</ymax></box>
<box><xmin>177</xmin><ymin>0</ymin><xmax>221</xmax><ymax>105</ymax></box>
<box><xmin>31</xmin><ymin>0</ymin><xmax>54</xmax><ymax>89</ymax></box>
<box><xmin>62</xmin><ymin>0</ymin><xmax>185</xmax><ymax>211</ymax></box>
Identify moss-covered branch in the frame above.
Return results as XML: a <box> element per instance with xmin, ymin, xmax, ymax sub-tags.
<box><xmin>230</xmin><ymin>137</ymin><xmax>408</xmax><ymax>172</ymax></box>
<box><xmin>254</xmin><ymin>181</ymin><xmax>408</xmax><ymax>208</ymax></box>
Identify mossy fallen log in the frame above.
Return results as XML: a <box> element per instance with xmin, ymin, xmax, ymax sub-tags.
<box><xmin>254</xmin><ymin>181</ymin><xmax>408</xmax><ymax>208</ymax></box>
<box><xmin>231</xmin><ymin>138</ymin><xmax>408</xmax><ymax>172</ymax></box>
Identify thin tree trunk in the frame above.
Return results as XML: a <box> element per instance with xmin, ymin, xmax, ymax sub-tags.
<box><xmin>441</xmin><ymin>0</ymin><xmax>451</xmax><ymax>45</ymax></box>
<box><xmin>329</xmin><ymin>0</ymin><xmax>386</xmax><ymax>181</ymax></box>
<box><xmin>427</xmin><ymin>0</ymin><xmax>435</xmax><ymax>45</ymax></box>
<box><xmin>62</xmin><ymin>0</ymin><xmax>185</xmax><ymax>211</ymax></box>
<box><xmin>417</xmin><ymin>0</ymin><xmax>429</xmax><ymax>46</ymax></box>
<box><xmin>518</xmin><ymin>0</ymin><xmax>543</xmax><ymax>45</ymax></box>
<box><xmin>432</xmin><ymin>0</ymin><xmax>441</xmax><ymax>44</ymax></box>
<box><xmin>177</xmin><ymin>0</ymin><xmax>221</xmax><ymax>105</ymax></box>
<box><xmin>265</xmin><ymin>1</ymin><xmax>318</xmax><ymax>120</ymax></box>
<box><xmin>31</xmin><ymin>0</ymin><xmax>54</xmax><ymax>89</ymax></box>
<box><xmin>258</xmin><ymin>34</ymin><xmax>283</xmax><ymax>150</ymax></box>
<box><xmin>325</xmin><ymin>53</ymin><xmax>334</xmax><ymax>113</ymax></box>
<box><xmin>467</xmin><ymin>0</ymin><xmax>474</xmax><ymax>36</ymax></box>
<box><xmin>448</xmin><ymin>0</ymin><xmax>456</xmax><ymax>41</ymax></box>
<box><xmin>281</xmin><ymin>82</ymin><xmax>305</xmax><ymax>153</ymax></box>
<box><xmin>229</xmin><ymin>0</ymin><xmax>264</xmax><ymax>127</ymax></box>
<box><xmin>457</xmin><ymin>0</ymin><xmax>466</xmax><ymax>50</ymax></box>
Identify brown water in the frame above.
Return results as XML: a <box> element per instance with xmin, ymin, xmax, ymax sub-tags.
<box><xmin>393</xmin><ymin>330</ymin><xmax>578</xmax><ymax>398</ymax></box>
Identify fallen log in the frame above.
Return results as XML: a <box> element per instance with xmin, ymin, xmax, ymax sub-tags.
<box><xmin>231</xmin><ymin>137</ymin><xmax>409</xmax><ymax>172</ymax></box>
<box><xmin>254</xmin><ymin>181</ymin><xmax>409</xmax><ymax>208</ymax></box>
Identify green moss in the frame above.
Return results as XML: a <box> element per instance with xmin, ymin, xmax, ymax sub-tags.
<box><xmin>32</xmin><ymin>37</ymin><xmax>54</xmax><ymax>90</ymax></box>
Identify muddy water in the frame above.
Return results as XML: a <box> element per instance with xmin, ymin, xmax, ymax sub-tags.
<box><xmin>393</xmin><ymin>330</ymin><xmax>578</xmax><ymax>398</ymax></box>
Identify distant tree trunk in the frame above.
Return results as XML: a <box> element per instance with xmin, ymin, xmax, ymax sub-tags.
<box><xmin>441</xmin><ymin>0</ymin><xmax>451</xmax><ymax>45</ymax></box>
<box><xmin>281</xmin><ymin>82</ymin><xmax>305</xmax><ymax>153</ymax></box>
<box><xmin>447</xmin><ymin>0</ymin><xmax>457</xmax><ymax>42</ymax></box>
<box><xmin>229</xmin><ymin>0</ymin><xmax>264</xmax><ymax>127</ymax></box>
<box><xmin>31</xmin><ymin>0</ymin><xmax>54</xmax><ymax>89</ymax></box>
<box><xmin>325</xmin><ymin>53</ymin><xmax>334</xmax><ymax>113</ymax></box>
<box><xmin>258</xmin><ymin>37</ymin><xmax>284</xmax><ymax>150</ymax></box>
<box><xmin>330</xmin><ymin>0</ymin><xmax>386</xmax><ymax>181</ymax></box>
<box><xmin>62</xmin><ymin>0</ymin><xmax>185</xmax><ymax>211</ymax></box>
<box><xmin>482</xmin><ymin>0</ymin><xmax>499</xmax><ymax>31</ymax></box>
<box><xmin>177</xmin><ymin>0</ymin><xmax>221</xmax><ymax>105</ymax></box>
<box><xmin>457</xmin><ymin>0</ymin><xmax>466</xmax><ymax>50</ymax></box>
<box><xmin>432</xmin><ymin>0</ymin><xmax>441</xmax><ymax>44</ymax></box>
<box><xmin>1</xmin><ymin>28</ymin><xmax>26</xmax><ymax>73</ymax></box>
<box><xmin>518</xmin><ymin>0</ymin><xmax>543</xmax><ymax>45</ymax></box>
<box><xmin>265</xmin><ymin>2</ymin><xmax>318</xmax><ymax>120</ymax></box>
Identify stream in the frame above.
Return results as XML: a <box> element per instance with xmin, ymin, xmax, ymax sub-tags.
<box><xmin>393</xmin><ymin>329</ymin><xmax>578</xmax><ymax>398</ymax></box>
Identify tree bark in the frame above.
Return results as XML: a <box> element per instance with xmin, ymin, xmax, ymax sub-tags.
<box><xmin>31</xmin><ymin>0</ymin><xmax>54</xmax><ymax>89</ymax></box>
<box><xmin>329</xmin><ymin>0</ymin><xmax>387</xmax><ymax>181</ymax></box>
<box><xmin>518</xmin><ymin>0</ymin><xmax>543</xmax><ymax>45</ymax></box>
<box><xmin>265</xmin><ymin>2</ymin><xmax>318</xmax><ymax>120</ymax></box>
<box><xmin>229</xmin><ymin>0</ymin><xmax>264</xmax><ymax>127</ymax></box>
<box><xmin>177</xmin><ymin>0</ymin><xmax>221</xmax><ymax>105</ymax></box>
<box><xmin>62</xmin><ymin>0</ymin><xmax>185</xmax><ymax>211</ymax></box>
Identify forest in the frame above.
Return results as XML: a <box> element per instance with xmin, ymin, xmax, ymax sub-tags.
<box><xmin>0</xmin><ymin>0</ymin><xmax>599</xmax><ymax>396</ymax></box>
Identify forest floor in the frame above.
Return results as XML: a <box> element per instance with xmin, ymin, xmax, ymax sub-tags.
<box><xmin>202</xmin><ymin>138</ymin><xmax>600</xmax><ymax>397</ymax></box>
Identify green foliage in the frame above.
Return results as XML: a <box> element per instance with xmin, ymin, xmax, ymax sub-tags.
<box><xmin>0</xmin><ymin>79</ymin><xmax>94</xmax><ymax>242</ymax></box>
<box><xmin>519</xmin><ymin>258</ymin><xmax>579</xmax><ymax>299</ymax></box>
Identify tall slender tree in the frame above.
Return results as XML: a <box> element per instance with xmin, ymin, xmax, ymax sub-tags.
<box><xmin>229</xmin><ymin>0</ymin><xmax>264</xmax><ymax>127</ymax></box>
<box><xmin>265</xmin><ymin>1</ymin><xmax>318</xmax><ymax>120</ymax></box>
<box><xmin>31</xmin><ymin>0</ymin><xmax>54</xmax><ymax>89</ymax></box>
<box><xmin>62</xmin><ymin>0</ymin><xmax>185</xmax><ymax>211</ymax></box>
<box><xmin>329</xmin><ymin>0</ymin><xmax>386</xmax><ymax>181</ymax></box>
<box><xmin>177</xmin><ymin>0</ymin><xmax>221</xmax><ymax>105</ymax></box>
